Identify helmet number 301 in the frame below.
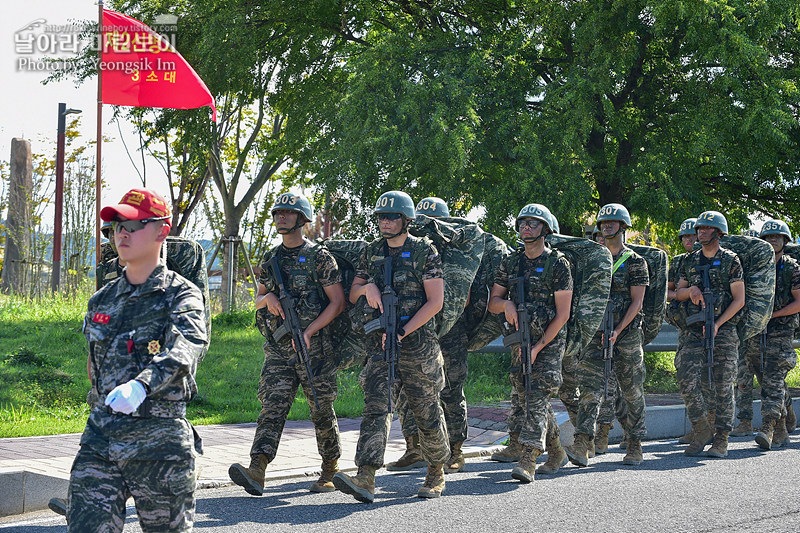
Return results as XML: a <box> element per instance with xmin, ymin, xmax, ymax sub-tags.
<box><xmin>378</xmin><ymin>196</ymin><xmax>395</xmax><ymax>207</ymax></box>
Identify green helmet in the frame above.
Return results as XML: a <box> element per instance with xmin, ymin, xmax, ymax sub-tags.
<box><xmin>374</xmin><ymin>191</ymin><xmax>415</xmax><ymax>219</ymax></box>
<box><xmin>515</xmin><ymin>203</ymin><xmax>553</xmax><ymax>232</ymax></box>
<box><xmin>596</xmin><ymin>203</ymin><xmax>632</xmax><ymax>228</ymax></box>
<box><xmin>760</xmin><ymin>219</ymin><xmax>791</xmax><ymax>241</ymax></box>
<box><xmin>678</xmin><ymin>218</ymin><xmax>697</xmax><ymax>237</ymax></box>
<box><xmin>271</xmin><ymin>192</ymin><xmax>314</xmax><ymax>223</ymax></box>
<box><xmin>101</xmin><ymin>220</ymin><xmax>113</xmax><ymax>238</ymax></box>
<box><xmin>741</xmin><ymin>229</ymin><xmax>760</xmax><ymax>238</ymax></box>
<box><xmin>695</xmin><ymin>210</ymin><xmax>728</xmax><ymax>235</ymax></box>
<box><xmin>550</xmin><ymin>214</ymin><xmax>560</xmax><ymax>234</ymax></box>
<box><xmin>416</xmin><ymin>197</ymin><xmax>450</xmax><ymax>217</ymax></box>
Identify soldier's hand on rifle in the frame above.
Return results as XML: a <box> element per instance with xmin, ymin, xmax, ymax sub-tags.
<box><xmin>530</xmin><ymin>342</ymin><xmax>543</xmax><ymax>364</ymax></box>
<box><xmin>381</xmin><ymin>332</ymin><xmax>403</xmax><ymax>350</ymax></box>
<box><xmin>702</xmin><ymin>323</ymin><xmax>720</xmax><ymax>338</ymax></box>
<box><xmin>364</xmin><ymin>283</ymin><xmax>384</xmax><ymax>312</ymax></box>
<box><xmin>688</xmin><ymin>286</ymin><xmax>705</xmax><ymax>307</ymax></box>
<box><xmin>265</xmin><ymin>292</ymin><xmax>285</xmax><ymax>319</ymax></box>
<box><xmin>504</xmin><ymin>300</ymin><xmax>519</xmax><ymax>329</ymax></box>
<box><xmin>608</xmin><ymin>329</ymin><xmax>619</xmax><ymax>343</ymax></box>
<box><xmin>291</xmin><ymin>330</ymin><xmax>314</xmax><ymax>353</ymax></box>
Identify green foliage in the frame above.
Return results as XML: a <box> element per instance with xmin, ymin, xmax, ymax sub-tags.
<box><xmin>254</xmin><ymin>0</ymin><xmax>800</xmax><ymax>237</ymax></box>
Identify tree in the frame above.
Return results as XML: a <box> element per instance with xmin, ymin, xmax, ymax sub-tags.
<box><xmin>250</xmin><ymin>0</ymin><xmax>800</xmax><ymax>241</ymax></box>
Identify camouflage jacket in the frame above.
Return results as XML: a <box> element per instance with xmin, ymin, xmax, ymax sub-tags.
<box><xmin>770</xmin><ymin>254</ymin><xmax>800</xmax><ymax>331</ymax></box>
<box><xmin>680</xmin><ymin>247</ymin><xmax>743</xmax><ymax>325</ymax></box>
<box><xmin>496</xmin><ymin>246</ymin><xmax>572</xmax><ymax>338</ymax></box>
<box><xmin>80</xmin><ymin>264</ymin><xmax>208</xmax><ymax>460</ymax></box>
<box><xmin>95</xmin><ymin>237</ymin><xmax>211</xmax><ymax>337</ymax></box>
<box><xmin>356</xmin><ymin>235</ymin><xmax>442</xmax><ymax>330</ymax></box>
<box><xmin>255</xmin><ymin>240</ymin><xmax>341</xmax><ymax>339</ymax></box>
<box><xmin>608</xmin><ymin>245</ymin><xmax>649</xmax><ymax>327</ymax></box>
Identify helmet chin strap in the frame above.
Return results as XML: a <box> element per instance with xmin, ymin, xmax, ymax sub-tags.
<box><xmin>276</xmin><ymin>213</ymin><xmax>307</xmax><ymax>234</ymax></box>
<box><xmin>520</xmin><ymin>232</ymin><xmax>545</xmax><ymax>243</ymax></box>
<box><xmin>698</xmin><ymin>232</ymin><xmax>720</xmax><ymax>246</ymax></box>
<box><xmin>601</xmin><ymin>224</ymin><xmax>625</xmax><ymax>240</ymax></box>
<box><xmin>380</xmin><ymin>217</ymin><xmax>410</xmax><ymax>240</ymax></box>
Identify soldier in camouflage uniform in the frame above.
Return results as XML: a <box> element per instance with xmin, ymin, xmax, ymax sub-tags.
<box><xmin>592</xmin><ymin>226</ymin><xmax>629</xmax><ymax>454</ymax></box>
<box><xmin>566</xmin><ymin>204</ymin><xmax>649</xmax><ymax>467</ymax></box>
<box><xmin>676</xmin><ymin>211</ymin><xmax>745</xmax><ymax>457</ymax></box>
<box><xmin>488</xmin><ymin>204</ymin><xmax>572</xmax><ymax>482</ymax></box>
<box><xmin>744</xmin><ymin>221</ymin><xmax>800</xmax><ymax>449</ymax></box>
<box><xmin>731</xmin><ymin>228</ymin><xmax>775</xmax><ymax>437</ymax></box>
<box><xmin>668</xmin><ymin>218</ymin><xmax>716</xmax><ymax>445</ymax></box>
<box><xmin>96</xmin><ymin>221</ymin><xmax>123</xmax><ymax>291</ymax></box>
<box><xmin>67</xmin><ymin>189</ymin><xmax>208</xmax><ymax>532</ymax></box>
<box><xmin>229</xmin><ymin>193</ymin><xmax>346</xmax><ymax>495</ymax></box>
<box><xmin>730</xmin><ymin>229</ymin><xmax>761</xmax><ymax>437</ymax></box>
<box><xmin>333</xmin><ymin>191</ymin><xmax>449</xmax><ymax>502</ymax></box>
<box><xmin>387</xmin><ymin>197</ymin><xmax>470</xmax><ymax>474</ymax></box>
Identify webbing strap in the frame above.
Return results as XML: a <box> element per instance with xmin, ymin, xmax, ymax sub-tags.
<box><xmin>612</xmin><ymin>250</ymin><xmax>634</xmax><ymax>273</ymax></box>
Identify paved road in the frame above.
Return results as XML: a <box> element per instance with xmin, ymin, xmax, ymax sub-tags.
<box><xmin>4</xmin><ymin>436</ymin><xmax>799</xmax><ymax>533</ymax></box>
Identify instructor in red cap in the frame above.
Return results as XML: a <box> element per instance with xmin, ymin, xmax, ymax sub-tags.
<box><xmin>66</xmin><ymin>188</ymin><xmax>208</xmax><ymax>532</ymax></box>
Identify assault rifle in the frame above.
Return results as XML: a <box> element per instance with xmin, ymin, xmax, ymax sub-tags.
<box><xmin>685</xmin><ymin>264</ymin><xmax>716</xmax><ymax>385</ymax></box>
<box><xmin>760</xmin><ymin>330</ymin><xmax>767</xmax><ymax>375</ymax></box>
<box><xmin>601</xmin><ymin>301</ymin><xmax>615</xmax><ymax>401</ymax></box>
<box><xmin>364</xmin><ymin>257</ymin><xmax>401</xmax><ymax>412</ymax></box>
<box><xmin>503</xmin><ymin>276</ymin><xmax>534</xmax><ymax>421</ymax></box>
<box><xmin>268</xmin><ymin>256</ymin><xmax>320</xmax><ymax>409</ymax></box>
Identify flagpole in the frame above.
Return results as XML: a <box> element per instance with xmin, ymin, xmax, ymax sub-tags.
<box><xmin>95</xmin><ymin>0</ymin><xmax>103</xmax><ymax>268</ymax></box>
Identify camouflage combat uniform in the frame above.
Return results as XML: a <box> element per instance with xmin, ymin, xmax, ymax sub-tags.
<box><xmin>740</xmin><ymin>255</ymin><xmax>800</xmax><ymax>423</ymax></box>
<box><xmin>250</xmin><ymin>241</ymin><xmax>342</xmax><ymax>465</ymax></box>
<box><xmin>353</xmin><ymin>235</ymin><xmax>450</xmax><ymax>468</ymax></box>
<box><xmin>68</xmin><ymin>264</ymin><xmax>208</xmax><ymax>533</ymax></box>
<box><xmin>392</xmin><ymin>311</ymin><xmax>470</xmax><ymax>446</ymax></box>
<box><xmin>678</xmin><ymin>249</ymin><xmax>744</xmax><ymax>432</ymax></box>
<box><xmin>576</xmin><ymin>246</ymin><xmax>649</xmax><ymax>440</ymax></box>
<box><xmin>597</xmin><ymin>371</ymin><xmax>628</xmax><ymax>427</ymax></box>
<box><xmin>668</xmin><ymin>252</ymin><xmax>716</xmax><ymax>427</ymax></box>
<box><xmin>495</xmin><ymin>246</ymin><xmax>572</xmax><ymax>451</ymax></box>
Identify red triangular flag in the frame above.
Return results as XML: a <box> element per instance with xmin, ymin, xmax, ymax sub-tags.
<box><xmin>101</xmin><ymin>9</ymin><xmax>216</xmax><ymax>121</ymax></box>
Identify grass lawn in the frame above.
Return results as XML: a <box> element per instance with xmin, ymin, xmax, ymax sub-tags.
<box><xmin>2</xmin><ymin>292</ymin><xmax>798</xmax><ymax>437</ymax></box>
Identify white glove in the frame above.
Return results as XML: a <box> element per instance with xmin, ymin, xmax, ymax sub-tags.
<box><xmin>105</xmin><ymin>380</ymin><xmax>147</xmax><ymax>415</ymax></box>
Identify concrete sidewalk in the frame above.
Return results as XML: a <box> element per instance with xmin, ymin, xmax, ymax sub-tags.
<box><xmin>2</xmin><ymin>394</ymin><xmax>797</xmax><ymax>517</ymax></box>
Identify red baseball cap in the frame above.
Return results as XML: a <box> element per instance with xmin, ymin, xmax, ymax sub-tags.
<box><xmin>100</xmin><ymin>188</ymin><xmax>172</xmax><ymax>223</ymax></box>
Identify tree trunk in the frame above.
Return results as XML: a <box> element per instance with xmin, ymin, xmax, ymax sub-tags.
<box><xmin>220</xmin><ymin>218</ymin><xmax>241</xmax><ymax>312</ymax></box>
<box><xmin>1</xmin><ymin>138</ymin><xmax>33</xmax><ymax>294</ymax></box>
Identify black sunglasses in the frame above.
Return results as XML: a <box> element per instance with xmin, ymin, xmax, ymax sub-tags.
<box><xmin>112</xmin><ymin>216</ymin><xmax>170</xmax><ymax>234</ymax></box>
<box><xmin>377</xmin><ymin>213</ymin><xmax>403</xmax><ymax>221</ymax></box>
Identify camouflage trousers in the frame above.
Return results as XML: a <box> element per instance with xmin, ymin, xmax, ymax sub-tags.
<box><xmin>508</xmin><ymin>336</ymin><xmax>564</xmax><ymax>451</ymax></box>
<box><xmin>677</xmin><ymin>325</ymin><xmax>738</xmax><ymax>432</ymax></box>
<box><xmin>675</xmin><ymin>328</ymin><xmax>714</xmax><ymax>414</ymax></box>
<box><xmin>68</xmin><ymin>449</ymin><xmax>195</xmax><ymax>532</ymax></box>
<box><xmin>250</xmin><ymin>337</ymin><xmax>341</xmax><ymax>462</ymax></box>
<box><xmin>741</xmin><ymin>329</ymin><xmax>797</xmax><ymax>422</ymax></box>
<box><xmin>557</xmin><ymin>352</ymin><xmax>580</xmax><ymax>426</ymax></box>
<box><xmin>735</xmin><ymin>339</ymin><xmax>756</xmax><ymax>421</ymax></box>
<box><xmin>576</xmin><ymin>326</ymin><xmax>647</xmax><ymax>440</ymax></box>
<box><xmin>355</xmin><ymin>328</ymin><xmax>450</xmax><ymax>467</ymax></box>
<box><xmin>597</xmin><ymin>370</ymin><xmax>628</xmax><ymax>427</ymax></box>
<box><xmin>394</xmin><ymin>315</ymin><xmax>469</xmax><ymax>444</ymax></box>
